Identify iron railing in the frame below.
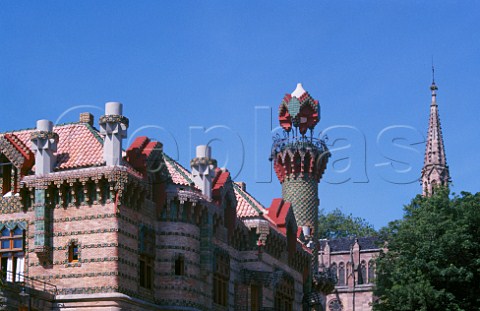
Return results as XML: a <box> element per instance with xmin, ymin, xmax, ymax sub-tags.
<box><xmin>1</xmin><ymin>271</ymin><xmax>57</xmax><ymax>296</ymax></box>
<box><xmin>270</xmin><ymin>132</ymin><xmax>328</xmax><ymax>160</ymax></box>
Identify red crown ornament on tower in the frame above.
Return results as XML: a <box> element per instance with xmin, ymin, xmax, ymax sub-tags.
<box><xmin>271</xmin><ymin>83</ymin><xmax>329</xmax><ymax>184</ymax></box>
<box><xmin>279</xmin><ymin>83</ymin><xmax>320</xmax><ymax>136</ymax></box>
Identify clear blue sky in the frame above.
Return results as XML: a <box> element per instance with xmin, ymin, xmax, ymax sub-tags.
<box><xmin>1</xmin><ymin>1</ymin><xmax>479</xmax><ymax>229</ymax></box>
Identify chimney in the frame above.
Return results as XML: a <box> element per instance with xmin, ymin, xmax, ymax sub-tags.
<box><xmin>302</xmin><ymin>225</ymin><xmax>311</xmax><ymax>238</ymax></box>
<box><xmin>99</xmin><ymin>102</ymin><xmax>129</xmax><ymax>166</ymax></box>
<box><xmin>30</xmin><ymin>119</ymin><xmax>58</xmax><ymax>175</ymax></box>
<box><xmin>190</xmin><ymin>145</ymin><xmax>217</xmax><ymax>200</ymax></box>
<box><xmin>80</xmin><ymin>112</ymin><xmax>94</xmax><ymax>126</ymax></box>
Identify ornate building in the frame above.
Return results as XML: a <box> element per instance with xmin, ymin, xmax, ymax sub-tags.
<box><xmin>0</xmin><ymin>77</ymin><xmax>449</xmax><ymax>310</ymax></box>
<box><xmin>0</xmin><ymin>84</ymin><xmax>334</xmax><ymax>310</ymax></box>
<box><xmin>319</xmin><ymin>237</ymin><xmax>382</xmax><ymax>311</ymax></box>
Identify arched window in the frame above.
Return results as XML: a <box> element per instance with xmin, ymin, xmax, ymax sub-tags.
<box><xmin>368</xmin><ymin>260</ymin><xmax>375</xmax><ymax>283</ymax></box>
<box><xmin>338</xmin><ymin>262</ymin><xmax>345</xmax><ymax>286</ymax></box>
<box><xmin>359</xmin><ymin>260</ymin><xmax>367</xmax><ymax>284</ymax></box>
<box><xmin>330</xmin><ymin>263</ymin><xmax>337</xmax><ymax>285</ymax></box>
<box><xmin>346</xmin><ymin>261</ymin><xmax>353</xmax><ymax>285</ymax></box>
<box><xmin>68</xmin><ymin>242</ymin><xmax>79</xmax><ymax>263</ymax></box>
<box><xmin>431</xmin><ymin>180</ymin><xmax>437</xmax><ymax>195</ymax></box>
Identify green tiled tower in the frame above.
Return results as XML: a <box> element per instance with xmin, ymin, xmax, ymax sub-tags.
<box><xmin>272</xmin><ymin>83</ymin><xmax>329</xmax><ymax>239</ymax></box>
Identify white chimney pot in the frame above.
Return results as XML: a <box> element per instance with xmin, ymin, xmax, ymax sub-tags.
<box><xmin>37</xmin><ymin>119</ymin><xmax>53</xmax><ymax>132</ymax></box>
<box><xmin>105</xmin><ymin>102</ymin><xmax>123</xmax><ymax>115</ymax></box>
<box><xmin>302</xmin><ymin>225</ymin><xmax>311</xmax><ymax>237</ymax></box>
<box><xmin>196</xmin><ymin>145</ymin><xmax>211</xmax><ymax>158</ymax></box>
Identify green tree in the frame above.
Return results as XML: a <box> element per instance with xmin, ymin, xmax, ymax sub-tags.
<box><xmin>318</xmin><ymin>208</ymin><xmax>376</xmax><ymax>239</ymax></box>
<box><xmin>373</xmin><ymin>188</ymin><xmax>480</xmax><ymax>311</ymax></box>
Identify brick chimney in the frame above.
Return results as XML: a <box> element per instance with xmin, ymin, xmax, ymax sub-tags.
<box><xmin>79</xmin><ymin>112</ymin><xmax>94</xmax><ymax>126</ymax></box>
<box><xmin>99</xmin><ymin>102</ymin><xmax>129</xmax><ymax>166</ymax></box>
<box><xmin>30</xmin><ymin>119</ymin><xmax>58</xmax><ymax>175</ymax></box>
<box><xmin>190</xmin><ymin>145</ymin><xmax>217</xmax><ymax>200</ymax></box>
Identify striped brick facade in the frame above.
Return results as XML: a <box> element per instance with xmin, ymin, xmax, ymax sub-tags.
<box><xmin>0</xmin><ymin>109</ymin><xmax>314</xmax><ymax>310</ymax></box>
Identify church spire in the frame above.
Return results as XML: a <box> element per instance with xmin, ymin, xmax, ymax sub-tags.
<box><xmin>421</xmin><ymin>70</ymin><xmax>450</xmax><ymax>196</ymax></box>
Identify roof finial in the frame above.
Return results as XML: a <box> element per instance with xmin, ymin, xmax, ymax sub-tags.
<box><xmin>432</xmin><ymin>58</ymin><xmax>435</xmax><ymax>84</ymax></box>
<box><xmin>430</xmin><ymin>58</ymin><xmax>438</xmax><ymax>93</ymax></box>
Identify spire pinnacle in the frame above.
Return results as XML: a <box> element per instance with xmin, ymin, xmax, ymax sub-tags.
<box><xmin>430</xmin><ymin>64</ymin><xmax>438</xmax><ymax>104</ymax></box>
<box><xmin>421</xmin><ymin>69</ymin><xmax>449</xmax><ymax>196</ymax></box>
<box><xmin>432</xmin><ymin>63</ymin><xmax>435</xmax><ymax>84</ymax></box>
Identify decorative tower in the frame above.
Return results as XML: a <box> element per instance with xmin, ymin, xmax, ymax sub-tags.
<box><xmin>191</xmin><ymin>145</ymin><xmax>217</xmax><ymax>200</ymax></box>
<box><xmin>99</xmin><ymin>102</ymin><xmax>129</xmax><ymax>166</ymax></box>
<box><xmin>31</xmin><ymin>120</ymin><xmax>58</xmax><ymax>175</ymax></box>
<box><xmin>421</xmin><ymin>71</ymin><xmax>450</xmax><ymax>196</ymax></box>
<box><xmin>30</xmin><ymin>119</ymin><xmax>59</xmax><ymax>254</ymax></box>
<box><xmin>271</xmin><ymin>83</ymin><xmax>330</xmax><ymax>239</ymax></box>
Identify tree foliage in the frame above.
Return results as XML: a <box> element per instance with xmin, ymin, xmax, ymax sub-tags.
<box><xmin>373</xmin><ymin>188</ymin><xmax>480</xmax><ymax>311</ymax></box>
<box><xmin>318</xmin><ymin>208</ymin><xmax>376</xmax><ymax>239</ymax></box>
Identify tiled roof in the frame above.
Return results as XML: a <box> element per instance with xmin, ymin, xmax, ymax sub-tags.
<box><xmin>233</xmin><ymin>182</ymin><xmax>267</xmax><ymax>218</ymax></box>
<box><xmin>3</xmin><ymin>122</ymin><xmax>104</xmax><ymax>172</ymax></box>
<box><xmin>267</xmin><ymin>198</ymin><xmax>291</xmax><ymax>230</ymax></box>
<box><xmin>157</xmin><ymin>157</ymin><xmax>296</xmax><ymax>240</ymax></box>
<box><xmin>126</xmin><ymin>136</ymin><xmax>163</xmax><ymax>176</ymax></box>
<box><xmin>212</xmin><ymin>169</ymin><xmax>230</xmax><ymax>201</ymax></box>
<box><xmin>319</xmin><ymin>236</ymin><xmax>382</xmax><ymax>252</ymax></box>
<box><xmin>162</xmin><ymin>153</ymin><xmax>196</xmax><ymax>187</ymax></box>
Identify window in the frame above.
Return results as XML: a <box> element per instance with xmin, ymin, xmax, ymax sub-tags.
<box><xmin>175</xmin><ymin>255</ymin><xmax>185</xmax><ymax>276</ymax></box>
<box><xmin>102</xmin><ymin>181</ymin><xmax>110</xmax><ymax>204</ymax></box>
<box><xmin>68</xmin><ymin>242</ymin><xmax>79</xmax><ymax>262</ymax></box>
<box><xmin>274</xmin><ymin>276</ymin><xmax>294</xmax><ymax>311</ymax></box>
<box><xmin>138</xmin><ymin>225</ymin><xmax>155</xmax><ymax>289</ymax></box>
<box><xmin>0</xmin><ymin>155</ymin><xmax>13</xmax><ymax>195</ymax></box>
<box><xmin>88</xmin><ymin>181</ymin><xmax>96</xmax><ymax>204</ymax></box>
<box><xmin>139</xmin><ymin>256</ymin><xmax>153</xmax><ymax>289</ymax></box>
<box><xmin>338</xmin><ymin>262</ymin><xmax>345</xmax><ymax>286</ymax></box>
<box><xmin>251</xmin><ymin>284</ymin><xmax>260</xmax><ymax>311</ymax></box>
<box><xmin>213</xmin><ymin>252</ymin><xmax>230</xmax><ymax>306</ymax></box>
<box><xmin>1</xmin><ymin>226</ymin><xmax>23</xmax><ymax>251</ymax></box>
<box><xmin>359</xmin><ymin>260</ymin><xmax>367</xmax><ymax>285</ymax></box>
<box><xmin>287</xmin><ymin>224</ymin><xmax>296</xmax><ymax>263</ymax></box>
<box><xmin>368</xmin><ymin>260</ymin><xmax>375</xmax><ymax>283</ymax></box>
<box><xmin>76</xmin><ymin>183</ymin><xmax>84</xmax><ymax>205</ymax></box>
<box><xmin>0</xmin><ymin>225</ymin><xmax>25</xmax><ymax>283</ymax></box>
<box><xmin>330</xmin><ymin>263</ymin><xmax>337</xmax><ymax>285</ymax></box>
<box><xmin>224</xmin><ymin>199</ymin><xmax>235</xmax><ymax>241</ymax></box>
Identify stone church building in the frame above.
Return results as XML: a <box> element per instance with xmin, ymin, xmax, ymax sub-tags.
<box><xmin>319</xmin><ymin>75</ymin><xmax>450</xmax><ymax>311</ymax></box>
<box><xmin>0</xmin><ymin>79</ymin><xmax>448</xmax><ymax>311</ymax></box>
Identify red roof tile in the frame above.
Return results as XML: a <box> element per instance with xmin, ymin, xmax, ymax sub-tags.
<box><xmin>1</xmin><ymin>133</ymin><xmax>34</xmax><ymax>174</ymax></box>
<box><xmin>126</xmin><ymin>136</ymin><xmax>163</xmax><ymax>176</ymax></box>
<box><xmin>162</xmin><ymin>153</ymin><xmax>196</xmax><ymax>187</ymax></box>
<box><xmin>212</xmin><ymin>169</ymin><xmax>231</xmax><ymax>201</ymax></box>
<box><xmin>265</xmin><ymin>198</ymin><xmax>292</xmax><ymax>234</ymax></box>
<box><xmin>4</xmin><ymin>123</ymin><xmax>104</xmax><ymax>172</ymax></box>
<box><xmin>233</xmin><ymin>182</ymin><xmax>267</xmax><ymax>218</ymax></box>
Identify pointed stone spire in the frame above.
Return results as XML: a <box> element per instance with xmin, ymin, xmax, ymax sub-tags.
<box><xmin>421</xmin><ymin>72</ymin><xmax>450</xmax><ymax>196</ymax></box>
